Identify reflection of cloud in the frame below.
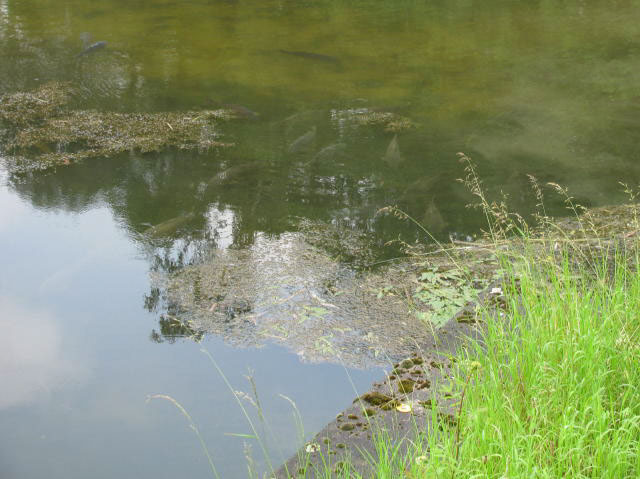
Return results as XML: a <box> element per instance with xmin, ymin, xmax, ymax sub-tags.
<box><xmin>0</xmin><ymin>297</ymin><xmax>86</xmax><ymax>409</ymax></box>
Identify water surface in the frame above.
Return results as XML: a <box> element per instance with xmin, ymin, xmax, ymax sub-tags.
<box><xmin>2</xmin><ymin>0</ymin><xmax>640</xmax><ymax>477</ymax></box>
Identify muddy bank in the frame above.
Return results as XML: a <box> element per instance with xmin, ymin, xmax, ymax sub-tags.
<box><xmin>275</xmin><ymin>285</ymin><xmax>504</xmax><ymax>478</ymax></box>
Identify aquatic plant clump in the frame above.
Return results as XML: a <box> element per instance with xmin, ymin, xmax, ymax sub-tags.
<box><xmin>329</xmin><ymin>108</ymin><xmax>415</xmax><ymax>133</ymax></box>
<box><xmin>0</xmin><ymin>82</ymin><xmax>236</xmax><ymax>168</ymax></box>
<box><xmin>0</xmin><ymin>82</ymin><xmax>70</xmax><ymax>126</ymax></box>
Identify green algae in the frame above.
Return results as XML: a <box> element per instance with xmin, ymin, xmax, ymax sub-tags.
<box><xmin>0</xmin><ymin>83</ymin><xmax>236</xmax><ymax>169</ymax></box>
<box><xmin>345</xmin><ymin>110</ymin><xmax>415</xmax><ymax>133</ymax></box>
<box><xmin>357</xmin><ymin>392</ymin><xmax>398</xmax><ymax>411</ymax></box>
<box><xmin>397</xmin><ymin>379</ymin><xmax>416</xmax><ymax>394</ymax></box>
<box><xmin>0</xmin><ymin>82</ymin><xmax>70</xmax><ymax>126</ymax></box>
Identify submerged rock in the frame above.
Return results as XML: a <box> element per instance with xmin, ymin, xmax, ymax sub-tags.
<box><xmin>153</xmin><ymin>227</ymin><xmax>491</xmax><ymax>368</ymax></box>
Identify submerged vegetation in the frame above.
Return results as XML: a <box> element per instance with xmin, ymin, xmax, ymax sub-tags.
<box><xmin>0</xmin><ymin>83</ymin><xmax>235</xmax><ymax>168</ymax></box>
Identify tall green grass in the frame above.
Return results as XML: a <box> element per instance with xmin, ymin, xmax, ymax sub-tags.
<box><xmin>412</xmin><ymin>251</ymin><xmax>640</xmax><ymax>478</ymax></box>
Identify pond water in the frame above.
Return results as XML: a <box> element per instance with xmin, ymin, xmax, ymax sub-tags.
<box><xmin>1</xmin><ymin>0</ymin><xmax>640</xmax><ymax>477</ymax></box>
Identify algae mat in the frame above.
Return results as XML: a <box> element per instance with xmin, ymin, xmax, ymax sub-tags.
<box><xmin>0</xmin><ymin>83</ymin><xmax>235</xmax><ymax>170</ymax></box>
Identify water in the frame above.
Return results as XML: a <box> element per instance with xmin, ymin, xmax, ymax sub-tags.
<box><xmin>2</xmin><ymin>0</ymin><xmax>640</xmax><ymax>477</ymax></box>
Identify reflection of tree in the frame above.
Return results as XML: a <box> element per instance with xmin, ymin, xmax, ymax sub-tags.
<box><xmin>149</xmin><ymin>315</ymin><xmax>203</xmax><ymax>344</ymax></box>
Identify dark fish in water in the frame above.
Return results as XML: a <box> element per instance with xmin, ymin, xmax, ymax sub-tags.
<box><xmin>224</xmin><ymin>104</ymin><xmax>260</xmax><ymax>120</ymax></box>
<box><xmin>207</xmin><ymin>161</ymin><xmax>263</xmax><ymax>188</ymax></box>
<box><xmin>276</xmin><ymin>109</ymin><xmax>325</xmax><ymax>139</ymax></box>
<box><xmin>422</xmin><ymin>197</ymin><xmax>446</xmax><ymax>234</ymax></box>
<box><xmin>278</xmin><ymin>49</ymin><xmax>339</xmax><ymax>63</ymax></box>
<box><xmin>306</xmin><ymin>142</ymin><xmax>347</xmax><ymax>166</ymax></box>
<box><xmin>204</xmin><ymin>100</ymin><xmax>259</xmax><ymax>119</ymax></box>
<box><xmin>143</xmin><ymin>213</ymin><xmax>195</xmax><ymax>237</ymax></box>
<box><xmin>76</xmin><ymin>41</ymin><xmax>107</xmax><ymax>58</ymax></box>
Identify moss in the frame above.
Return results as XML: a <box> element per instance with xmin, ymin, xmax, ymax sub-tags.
<box><xmin>358</xmin><ymin>392</ymin><xmax>394</xmax><ymax>407</ymax></box>
<box><xmin>0</xmin><ymin>83</ymin><xmax>237</xmax><ymax>168</ymax></box>
<box><xmin>457</xmin><ymin>311</ymin><xmax>477</xmax><ymax>323</ymax></box>
<box><xmin>398</xmin><ymin>379</ymin><xmax>416</xmax><ymax>393</ymax></box>
<box><xmin>0</xmin><ymin>82</ymin><xmax>70</xmax><ymax>126</ymax></box>
<box><xmin>417</xmin><ymin>379</ymin><xmax>431</xmax><ymax>389</ymax></box>
<box><xmin>347</xmin><ymin>414</ymin><xmax>358</xmax><ymax>420</ymax></box>
<box><xmin>399</xmin><ymin>359</ymin><xmax>414</xmax><ymax>369</ymax></box>
<box><xmin>351</xmin><ymin>110</ymin><xmax>415</xmax><ymax>132</ymax></box>
<box><xmin>339</xmin><ymin>423</ymin><xmax>355</xmax><ymax>431</ymax></box>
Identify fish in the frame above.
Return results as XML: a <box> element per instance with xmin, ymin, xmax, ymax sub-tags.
<box><xmin>401</xmin><ymin>175</ymin><xmax>440</xmax><ymax>204</ymax></box>
<box><xmin>382</xmin><ymin>134</ymin><xmax>404</xmax><ymax>166</ymax></box>
<box><xmin>278</xmin><ymin>49</ymin><xmax>339</xmax><ymax>64</ymax></box>
<box><xmin>143</xmin><ymin>213</ymin><xmax>195</xmax><ymax>237</ymax></box>
<box><xmin>307</xmin><ymin>142</ymin><xmax>347</xmax><ymax>165</ymax></box>
<box><xmin>422</xmin><ymin>198</ymin><xmax>446</xmax><ymax>234</ymax></box>
<box><xmin>207</xmin><ymin>161</ymin><xmax>263</xmax><ymax>188</ymax></box>
<box><xmin>276</xmin><ymin>109</ymin><xmax>325</xmax><ymax>140</ymax></box>
<box><xmin>288</xmin><ymin>126</ymin><xmax>317</xmax><ymax>154</ymax></box>
<box><xmin>206</xmin><ymin>99</ymin><xmax>260</xmax><ymax>119</ymax></box>
<box><xmin>76</xmin><ymin>41</ymin><xmax>107</xmax><ymax>58</ymax></box>
<box><xmin>224</xmin><ymin>103</ymin><xmax>260</xmax><ymax>120</ymax></box>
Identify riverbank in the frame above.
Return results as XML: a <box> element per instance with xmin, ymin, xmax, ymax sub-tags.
<box><xmin>279</xmin><ymin>201</ymin><xmax>640</xmax><ymax>478</ymax></box>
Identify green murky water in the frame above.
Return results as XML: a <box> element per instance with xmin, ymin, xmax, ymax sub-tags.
<box><xmin>1</xmin><ymin>0</ymin><xmax>640</xmax><ymax>477</ymax></box>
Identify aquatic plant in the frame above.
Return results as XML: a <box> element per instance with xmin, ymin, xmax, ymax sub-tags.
<box><xmin>0</xmin><ymin>83</ymin><xmax>236</xmax><ymax>168</ymax></box>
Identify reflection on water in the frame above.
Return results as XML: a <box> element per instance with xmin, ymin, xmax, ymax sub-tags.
<box><xmin>0</xmin><ymin>177</ymin><xmax>380</xmax><ymax>479</ymax></box>
<box><xmin>0</xmin><ymin>297</ymin><xmax>87</xmax><ymax>410</ymax></box>
<box><xmin>2</xmin><ymin>0</ymin><xmax>640</xmax><ymax>477</ymax></box>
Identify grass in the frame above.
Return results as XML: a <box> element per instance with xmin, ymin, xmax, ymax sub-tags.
<box><xmin>413</xmin><ymin>251</ymin><xmax>640</xmax><ymax>478</ymax></box>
